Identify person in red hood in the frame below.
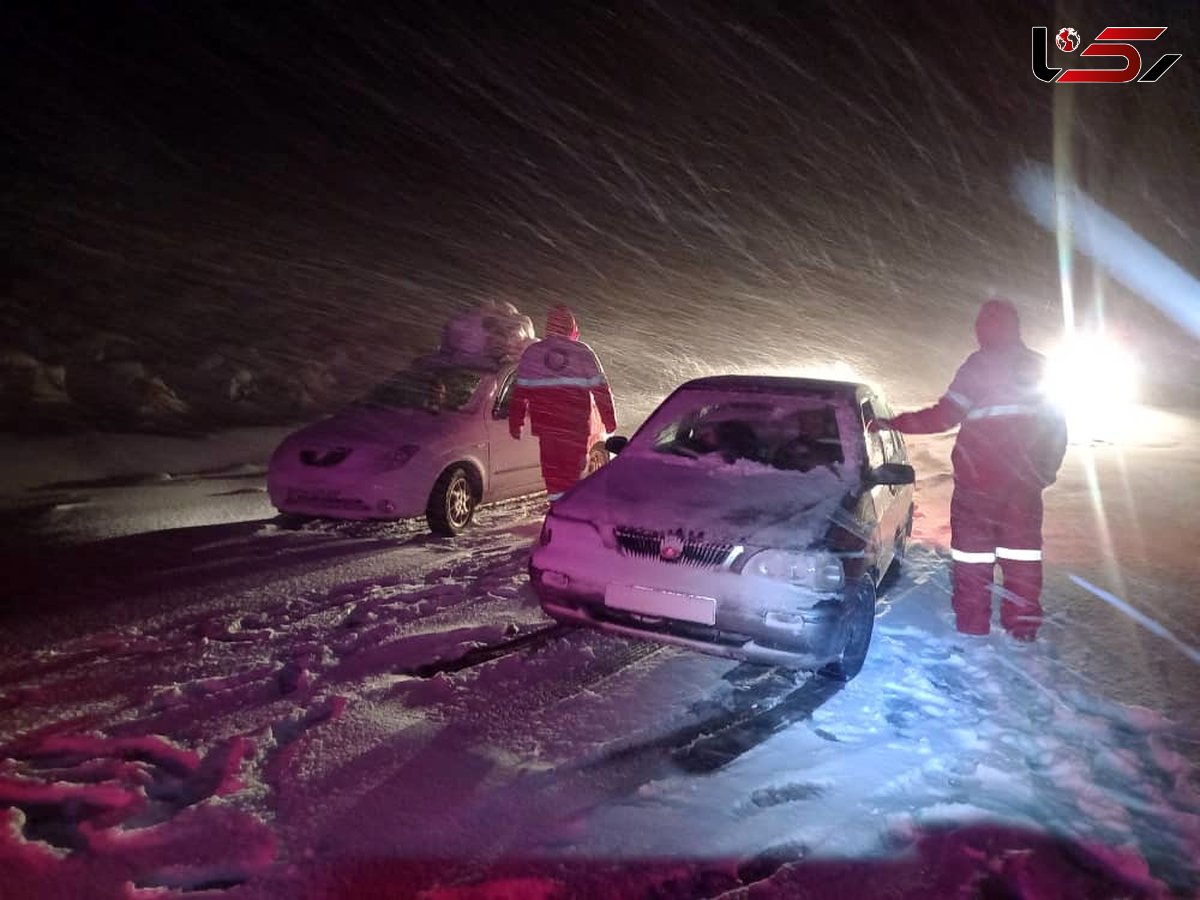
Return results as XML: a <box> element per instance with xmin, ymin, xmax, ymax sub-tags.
<box><xmin>509</xmin><ymin>304</ymin><xmax>618</xmax><ymax>500</ymax></box>
<box><xmin>881</xmin><ymin>299</ymin><xmax>1068</xmax><ymax>640</ymax></box>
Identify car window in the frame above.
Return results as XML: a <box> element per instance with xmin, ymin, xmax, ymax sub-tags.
<box><xmin>360</xmin><ymin>367</ymin><xmax>482</xmax><ymax>413</ymax></box>
<box><xmin>869</xmin><ymin>394</ymin><xmax>905</xmax><ymax>463</ymax></box>
<box><xmin>861</xmin><ymin>400</ymin><xmax>887</xmax><ymax>468</ymax></box>
<box><xmin>644</xmin><ymin>395</ymin><xmax>846</xmax><ymax>471</ymax></box>
<box><xmin>493</xmin><ymin>371</ymin><xmax>516</xmax><ymax>419</ymax></box>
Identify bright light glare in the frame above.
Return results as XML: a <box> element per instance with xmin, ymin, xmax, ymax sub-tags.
<box><xmin>1045</xmin><ymin>333</ymin><xmax>1139</xmax><ymax>440</ymax></box>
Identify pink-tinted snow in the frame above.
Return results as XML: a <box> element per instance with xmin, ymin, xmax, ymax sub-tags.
<box><xmin>0</xmin><ymin>410</ymin><xmax>1197</xmax><ymax>898</ymax></box>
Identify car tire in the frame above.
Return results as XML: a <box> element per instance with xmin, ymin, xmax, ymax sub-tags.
<box><xmin>426</xmin><ymin>465</ymin><xmax>477</xmax><ymax>536</ymax></box>
<box><xmin>818</xmin><ymin>577</ymin><xmax>877</xmax><ymax>682</ymax></box>
<box><xmin>275</xmin><ymin>512</ymin><xmax>315</xmax><ymax>530</ymax></box>
<box><xmin>583</xmin><ymin>440</ymin><xmax>610</xmax><ymax>477</ymax></box>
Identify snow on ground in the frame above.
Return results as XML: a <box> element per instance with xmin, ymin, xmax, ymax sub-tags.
<box><xmin>0</xmin><ymin>408</ymin><xmax>1198</xmax><ymax>898</ymax></box>
<box><xmin>0</xmin><ymin>428</ymin><xmax>293</xmax><ymax>496</ymax></box>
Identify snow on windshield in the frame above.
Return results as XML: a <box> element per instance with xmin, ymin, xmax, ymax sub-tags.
<box><xmin>562</xmin><ymin>389</ymin><xmax>868</xmax><ymax>547</ymax></box>
<box><xmin>360</xmin><ymin>367</ymin><xmax>482</xmax><ymax>413</ymax></box>
<box><xmin>629</xmin><ymin>389</ymin><xmax>862</xmax><ymax>474</ymax></box>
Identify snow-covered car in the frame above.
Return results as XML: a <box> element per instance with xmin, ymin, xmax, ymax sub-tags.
<box><xmin>530</xmin><ymin>375</ymin><xmax>915</xmax><ymax>680</ymax></box>
<box><xmin>267</xmin><ymin>358</ymin><xmax>610</xmax><ymax>535</ymax></box>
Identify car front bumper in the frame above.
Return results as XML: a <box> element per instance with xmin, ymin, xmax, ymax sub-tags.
<box><xmin>529</xmin><ymin>555</ymin><xmax>855</xmax><ymax>670</ymax></box>
<box><xmin>267</xmin><ymin>470</ymin><xmax>432</xmax><ymax>521</ymax></box>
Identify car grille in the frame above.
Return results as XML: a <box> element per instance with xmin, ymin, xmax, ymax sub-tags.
<box><xmin>614</xmin><ymin>527</ymin><xmax>734</xmax><ymax>568</ymax></box>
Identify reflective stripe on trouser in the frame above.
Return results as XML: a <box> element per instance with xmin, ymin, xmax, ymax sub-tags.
<box><xmin>538</xmin><ymin>434</ymin><xmax>589</xmax><ymax>496</ymax></box>
<box><xmin>950</xmin><ymin>486</ymin><xmax>1045</xmax><ymax>638</ymax></box>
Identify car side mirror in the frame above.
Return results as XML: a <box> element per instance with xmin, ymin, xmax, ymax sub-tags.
<box><xmin>867</xmin><ymin>462</ymin><xmax>915</xmax><ymax>486</ymax></box>
<box><xmin>605</xmin><ymin>435</ymin><xmax>628</xmax><ymax>454</ymax></box>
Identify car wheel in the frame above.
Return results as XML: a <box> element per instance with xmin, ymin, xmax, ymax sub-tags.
<box><xmin>426</xmin><ymin>466</ymin><xmax>477</xmax><ymax>536</ymax></box>
<box><xmin>274</xmin><ymin>512</ymin><xmax>315</xmax><ymax>530</ymax></box>
<box><xmin>583</xmin><ymin>440</ymin><xmax>610</xmax><ymax>477</ymax></box>
<box><xmin>818</xmin><ymin>577</ymin><xmax>877</xmax><ymax>682</ymax></box>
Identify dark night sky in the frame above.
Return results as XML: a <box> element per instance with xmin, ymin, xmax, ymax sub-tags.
<box><xmin>3</xmin><ymin>0</ymin><xmax>1198</xmax><ymax>406</ymax></box>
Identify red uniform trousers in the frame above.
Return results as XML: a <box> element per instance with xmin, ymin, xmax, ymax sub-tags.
<box><xmin>537</xmin><ymin>431</ymin><xmax>589</xmax><ymax>497</ymax></box>
<box><xmin>949</xmin><ymin>485</ymin><xmax>1044</xmax><ymax>640</ymax></box>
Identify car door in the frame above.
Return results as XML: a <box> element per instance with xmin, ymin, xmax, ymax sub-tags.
<box><xmin>486</xmin><ymin>369</ymin><xmax>545</xmax><ymax>499</ymax></box>
<box><xmin>873</xmin><ymin>393</ymin><xmax>914</xmax><ymax>542</ymax></box>
<box><xmin>860</xmin><ymin>397</ymin><xmax>904</xmax><ymax>575</ymax></box>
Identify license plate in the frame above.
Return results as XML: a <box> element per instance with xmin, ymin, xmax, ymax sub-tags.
<box><xmin>605</xmin><ymin>584</ymin><xmax>716</xmax><ymax>625</ymax></box>
<box><xmin>290</xmin><ymin>488</ymin><xmax>341</xmax><ymax>502</ymax></box>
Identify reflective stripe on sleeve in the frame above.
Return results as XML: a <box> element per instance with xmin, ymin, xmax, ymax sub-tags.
<box><xmin>996</xmin><ymin>547</ymin><xmax>1043</xmax><ymax>561</ymax></box>
<box><xmin>946</xmin><ymin>390</ymin><xmax>972</xmax><ymax>410</ymax></box>
<box><xmin>965</xmin><ymin>404</ymin><xmax>1043</xmax><ymax>420</ymax></box>
<box><xmin>516</xmin><ymin>375</ymin><xmax>606</xmax><ymax>388</ymax></box>
<box><xmin>950</xmin><ymin>548</ymin><xmax>997</xmax><ymax>564</ymax></box>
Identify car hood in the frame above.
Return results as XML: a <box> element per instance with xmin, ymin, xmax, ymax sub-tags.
<box><xmin>281</xmin><ymin>404</ymin><xmax>459</xmax><ymax>450</ymax></box>
<box><xmin>555</xmin><ymin>454</ymin><xmax>860</xmax><ymax>550</ymax></box>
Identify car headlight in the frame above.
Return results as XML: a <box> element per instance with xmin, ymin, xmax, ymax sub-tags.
<box><xmin>742</xmin><ymin>549</ymin><xmax>844</xmax><ymax>592</ymax></box>
<box><xmin>538</xmin><ymin>512</ymin><xmax>600</xmax><ymax>548</ymax></box>
<box><xmin>383</xmin><ymin>444</ymin><xmax>420</xmax><ymax>469</ymax></box>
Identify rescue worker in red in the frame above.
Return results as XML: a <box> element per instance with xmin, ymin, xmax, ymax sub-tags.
<box><xmin>509</xmin><ymin>304</ymin><xmax>618</xmax><ymax>501</ymax></box>
<box><xmin>881</xmin><ymin>299</ymin><xmax>1068</xmax><ymax>640</ymax></box>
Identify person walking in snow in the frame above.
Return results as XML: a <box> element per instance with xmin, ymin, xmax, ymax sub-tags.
<box><xmin>880</xmin><ymin>299</ymin><xmax>1067</xmax><ymax>641</ymax></box>
<box><xmin>509</xmin><ymin>304</ymin><xmax>618</xmax><ymax>501</ymax></box>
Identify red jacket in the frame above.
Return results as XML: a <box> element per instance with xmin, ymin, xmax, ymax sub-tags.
<box><xmin>509</xmin><ymin>335</ymin><xmax>617</xmax><ymax>440</ymax></box>
<box><xmin>891</xmin><ymin>342</ymin><xmax>1067</xmax><ymax>492</ymax></box>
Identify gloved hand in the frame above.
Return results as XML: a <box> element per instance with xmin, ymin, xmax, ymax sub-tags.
<box><xmin>509</xmin><ymin>422</ymin><xmax>522</xmax><ymax>440</ymax></box>
<box><xmin>867</xmin><ymin>417</ymin><xmax>890</xmax><ymax>433</ymax></box>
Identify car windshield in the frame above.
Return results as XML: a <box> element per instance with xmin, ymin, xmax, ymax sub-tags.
<box><xmin>635</xmin><ymin>391</ymin><xmax>851</xmax><ymax>472</ymax></box>
<box><xmin>359</xmin><ymin>367</ymin><xmax>481</xmax><ymax>413</ymax></box>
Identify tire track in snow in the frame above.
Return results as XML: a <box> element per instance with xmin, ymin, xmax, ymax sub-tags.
<box><xmin>387</xmin><ymin>662</ymin><xmax>842</xmax><ymax>883</ymax></box>
<box><xmin>398</xmin><ymin>622</ymin><xmax>571</xmax><ymax>677</ymax></box>
<box><xmin>302</xmin><ymin>632</ymin><xmax>673</xmax><ymax>872</ymax></box>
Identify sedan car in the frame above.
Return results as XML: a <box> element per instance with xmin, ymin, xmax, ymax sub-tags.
<box><xmin>268</xmin><ymin>358</ymin><xmax>609</xmax><ymax>535</ymax></box>
<box><xmin>529</xmin><ymin>375</ymin><xmax>915</xmax><ymax>679</ymax></box>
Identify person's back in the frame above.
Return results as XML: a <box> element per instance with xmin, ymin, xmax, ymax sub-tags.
<box><xmin>515</xmin><ymin>332</ymin><xmax>607</xmax><ymax>437</ymax></box>
<box><xmin>509</xmin><ymin>304</ymin><xmax>618</xmax><ymax>499</ymax></box>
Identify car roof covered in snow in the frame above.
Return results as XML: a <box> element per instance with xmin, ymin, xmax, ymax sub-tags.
<box><xmin>677</xmin><ymin>374</ymin><xmax>869</xmax><ymax>400</ymax></box>
<box><xmin>413</xmin><ymin>352</ymin><xmax>511</xmax><ymax>374</ymax></box>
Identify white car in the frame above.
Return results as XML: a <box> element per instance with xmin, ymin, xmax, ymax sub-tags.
<box><xmin>268</xmin><ymin>358</ymin><xmax>609</xmax><ymax>535</ymax></box>
<box><xmin>529</xmin><ymin>375</ymin><xmax>915</xmax><ymax>679</ymax></box>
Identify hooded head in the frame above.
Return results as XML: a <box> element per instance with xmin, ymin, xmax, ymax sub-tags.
<box><xmin>545</xmin><ymin>304</ymin><xmax>579</xmax><ymax>340</ymax></box>
<box><xmin>975</xmin><ymin>298</ymin><xmax>1022</xmax><ymax>350</ymax></box>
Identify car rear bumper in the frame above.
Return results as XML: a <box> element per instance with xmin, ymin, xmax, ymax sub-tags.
<box><xmin>530</xmin><ymin>564</ymin><xmax>853</xmax><ymax>669</ymax></box>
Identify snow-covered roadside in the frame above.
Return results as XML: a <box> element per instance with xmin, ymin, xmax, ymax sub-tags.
<box><xmin>1</xmin><ymin>519</ymin><xmax>1198</xmax><ymax>896</ymax></box>
<box><xmin>0</xmin><ymin>427</ymin><xmax>290</xmax><ymax>546</ymax></box>
<box><xmin>0</xmin><ymin>427</ymin><xmax>290</xmax><ymax>498</ymax></box>
<box><xmin>902</xmin><ymin>408</ymin><xmax>1200</xmax><ymax>730</ymax></box>
<box><xmin>0</xmin><ymin>405</ymin><xmax>1197</xmax><ymax>898</ymax></box>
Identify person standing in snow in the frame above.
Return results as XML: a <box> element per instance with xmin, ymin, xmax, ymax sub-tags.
<box><xmin>880</xmin><ymin>299</ymin><xmax>1067</xmax><ymax>640</ymax></box>
<box><xmin>509</xmin><ymin>304</ymin><xmax>618</xmax><ymax>501</ymax></box>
